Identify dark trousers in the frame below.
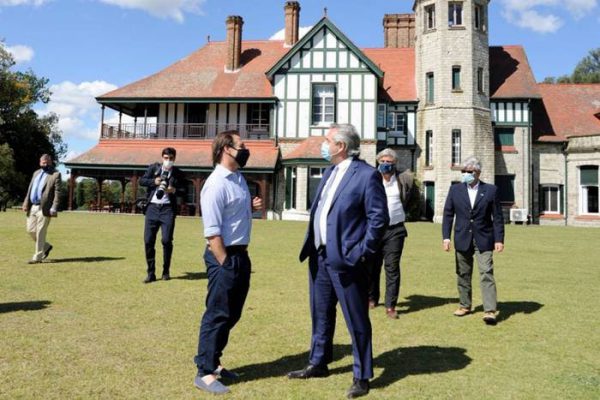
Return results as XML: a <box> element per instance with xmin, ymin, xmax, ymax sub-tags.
<box><xmin>308</xmin><ymin>248</ymin><xmax>373</xmax><ymax>380</ymax></box>
<box><xmin>144</xmin><ymin>203</ymin><xmax>175</xmax><ymax>276</ymax></box>
<box><xmin>368</xmin><ymin>223</ymin><xmax>406</xmax><ymax>308</ymax></box>
<box><xmin>195</xmin><ymin>247</ymin><xmax>251</xmax><ymax>376</ymax></box>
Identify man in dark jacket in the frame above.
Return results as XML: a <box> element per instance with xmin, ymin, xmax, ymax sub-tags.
<box><xmin>442</xmin><ymin>156</ymin><xmax>505</xmax><ymax>325</ymax></box>
<box><xmin>140</xmin><ymin>147</ymin><xmax>186</xmax><ymax>283</ymax></box>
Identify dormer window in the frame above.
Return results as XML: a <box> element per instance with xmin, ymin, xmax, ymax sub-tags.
<box><xmin>425</xmin><ymin>5</ymin><xmax>436</xmax><ymax>30</ymax></box>
<box><xmin>448</xmin><ymin>2</ymin><xmax>463</xmax><ymax>27</ymax></box>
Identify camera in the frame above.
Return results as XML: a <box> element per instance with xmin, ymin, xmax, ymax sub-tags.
<box><xmin>155</xmin><ymin>170</ymin><xmax>170</xmax><ymax>200</ymax></box>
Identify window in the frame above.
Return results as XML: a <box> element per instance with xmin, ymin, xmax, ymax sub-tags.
<box><xmin>474</xmin><ymin>3</ymin><xmax>483</xmax><ymax>30</ymax></box>
<box><xmin>452</xmin><ymin>66</ymin><xmax>461</xmax><ymax>91</ymax></box>
<box><xmin>247</xmin><ymin>103</ymin><xmax>269</xmax><ymax>129</ymax></box>
<box><xmin>425</xmin><ymin>130</ymin><xmax>433</xmax><ymax>166</ymax></box>
<box><xmin>285</xmin><ymin>167</ymin><xmax>297</xmax><ymax>209</ymax></box>
<box><xmin>477</xmin><ymin>67</ymin><xmax>484</xmax><ymax>93</ymax></box>
<box><xmin>186</xmin><ymin>181</ymin><xmax>196</xmax><ymax>204</ymax></box>
<box><xmin>425</xmin><ymin>5</ymin><xmax>436</xmax><ymax>30</ymax></box>
<box><xmin>580</xmin><ymin>166</ymin><xmax>599</xmax><ymax>214</ymax></box>
<box><xmin>448</xmin><ymin>2</ymin><xmax>463</xmax><ymax>26</ymax></box>
<box><xmin>387</xmin><ymin>112</ymin><xmax>407</xmax><ymax>137</ymax></box>
<box><xmin>494</xmin><ymin>127</ymin><xmax>515</xmax><ymax>147</ymax></box>
<box><xmin>495</xmin><ymin>175</ymin><xmax>515</xmax><ymax>204</ymax></box>
<box><xmin>308</xmin><ymin>167</ymin><xmax>327</xmax><ymax>209</ymax></box>
<box><xmin>451</xmin><ymin>129</ymin><xmax>461</xmax><ymax>166</ymax></box>
<box><xmin>426</xmin><ymin>72</ymin><xmax>434</xmax><ymax>103</ymax></box>
<box><xmin>377</xmin><ymin>104</ymin><xmax>386</xmax><ymax>128</ymax></box>
<box><xmin>540</xmin><ymin>185</ymin><xmax>562</xmax><ymax>214</ymax></box>
<box><xmin>312</xmin><ymin>84</ymin><xmax>336</xmax><ymax>126</ymax></box>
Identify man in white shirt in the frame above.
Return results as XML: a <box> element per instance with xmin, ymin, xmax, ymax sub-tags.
<box><xmin>367</xmin><ymin>148</ymin><xmax>414</xmax><ymax>319</ymax></box>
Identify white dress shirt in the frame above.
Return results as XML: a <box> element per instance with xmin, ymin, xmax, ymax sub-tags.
<box><xmin>383</xmin><ymin>175</ymin><xmax>406</xmax><ymax>225</ymax></box>
<box><xmin>467</xmin><ymin>182</ymin><xmax>480</xmax><ymax>208</ymax></box>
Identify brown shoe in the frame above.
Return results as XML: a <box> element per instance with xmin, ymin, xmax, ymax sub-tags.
<box><xmin>453</xmin><ymin>307</ymin><xmax>471</xmax><ymax>317</ymax></box>
<box><xmin>483</xmin><ymin>311</ymin><xmax>497</xmax><ymax>325</ymax></box>
<box><xmin>386</xmin><ymin>308</ymin><xmax>398</xmax><ymax>319</ymax></box>
<box><xmin>368</xmin><ymin>300</ymin><xmax>377</xmax><ymax>309</ymax></box>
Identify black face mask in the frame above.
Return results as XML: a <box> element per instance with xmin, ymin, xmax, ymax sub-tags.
<box><xmin>42</xmin><ymin>165</ymin><xmax>52</xmax><ymax>172</ymax></box>
<box><xmin>234</xmin><ymin>148</ymin><xmax>250</xmax><ymax>168</ymax></box>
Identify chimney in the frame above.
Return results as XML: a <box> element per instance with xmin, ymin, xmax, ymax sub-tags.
<box><xmin>284</xmin><ymin>1</ymin><xmax>301</xmax><ymax>47</ymax></box>
<box><xmin>225</xmin><ymin>15</ymin><xmax>243</xmax><ymax>72</ymax></box>
<box><xmin>383</xmin><ymin>14</ymin><xmax>415</xmax><ymax>48</ymax></box>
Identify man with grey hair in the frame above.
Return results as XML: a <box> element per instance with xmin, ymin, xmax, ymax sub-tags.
<box><xmin>442</xmin><ymin>156</ymin><xmax>505</xmax><ymax>325</ymax></box>
<box><xmin>367</xmin><ymin>148</ymin><xmax>414</xmax><ymax>319</ymax></box>
<box><xmin>22</xmin><ymin>154</ymin><xmax>61</xmax><ymax>264</ymax></box>
<box><xmin>288</xmin><ymin>123</ymin><xmax>388</xmax><ymax>398</ymax></box>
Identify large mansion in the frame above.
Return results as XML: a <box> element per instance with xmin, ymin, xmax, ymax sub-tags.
<box><xmin>65</xmin><ymin>0</ymin><xmax>600</xmax><ymax>226</ymax></box>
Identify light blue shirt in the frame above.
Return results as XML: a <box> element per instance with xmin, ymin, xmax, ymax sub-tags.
<box><xmin>30</xmin><ymin>170</ymin><xmax>48</xmax><ymax>204</ymax></box>
<box><xmin>201</xmin><ymin>164</ymin><xmax>252</xmax><ymax>246</ymax></box>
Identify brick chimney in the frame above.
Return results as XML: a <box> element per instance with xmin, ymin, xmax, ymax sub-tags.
<box><xmin>383</xmin><ymin>14</ymin><xmax>415</xmax><ymax>48</ymax></box>
<box><xmin>225</xmin><ymin>15</ymin><xmax>243</xmax><ymax>72</ymax></box>
<box><xmin>284</xmin><ymin>1</ymin><xmax>301</xmax><ymax>47</ymax></box>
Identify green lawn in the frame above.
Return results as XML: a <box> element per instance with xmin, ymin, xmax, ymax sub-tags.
<box><xmin>0</xmin><ymin>211</ymin><xmax>599</xmax><ymax>399</ymax></box>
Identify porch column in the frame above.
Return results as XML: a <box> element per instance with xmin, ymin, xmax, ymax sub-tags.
<box><xmin>134</xmin><ymin>117</ymin><xmax>137</xmax><ymax>138</ymax></box>
<box><xmin>119</xmin><ymin>178</ymin><xmax>126</xmax><ymax>212</ymax></box>
<box><xmin>144</xmin><ymin>107</ymin><xmax>148</xmax><ymax>136</ymax></box>
<box><xmin>194</xmin><ymin>177</ymin><xmax>202</xmax><ymax>216</ymax></box>
<box><xmin>68</xmin><ymin>172</ymin><xmax>77</xmax><ymax>211</ymax></box>
<box><xmin>118</xmin><ymin>110</ymin><xmax>122</xmax><ymax>137</ymax></box>
<box><xmin>96</xmin><ymin>178</ymin><xmax>104</xmax><ymax>210</ymax></box>
<box><xmin>259</xmin><ymin>174</ymin><xmax>268</xmax><ymax>219</ymax></box>
<box><xmin>131</xmin><ymin>175</ymin><xmax>139</xmax><ymax>213</ymax></box>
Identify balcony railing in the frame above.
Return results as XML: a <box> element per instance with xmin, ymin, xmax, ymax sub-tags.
<box><xmin>101</xmin><ymin>123</ymin><xmax>271</xmax><ymax>140</ymax></box>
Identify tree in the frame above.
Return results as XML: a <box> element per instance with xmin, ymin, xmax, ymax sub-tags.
<box><xmin>572</xmin><ymin>48</ymin><xmax>600</xmax><ymax>83</ymax></box>
<box><xmin>0</xmin><ymin>143</ymin><xmax>25</xmax><ymax>210</ymax></box>
<box><xmin>0</xmin><ymin>41</ymin><xmax>67</xmax><ymax>202</ymax></box>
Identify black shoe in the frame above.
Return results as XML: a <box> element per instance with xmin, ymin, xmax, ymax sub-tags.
<box><xmin>161</xmin><ymin>273</ymin><xmax>170</xmax><ymax>281</ymax></box>
<box><xmin>42</xmin><ymin>245</ymin><xmax>53</xmax><ymax>260</ymax></box>
<box><xmin>143</xmin><ymin>274</ymin><xmax>156</xmax><ymax>284</ymax></box>
<box><xmin>347</xmin><ymin>378</ymin><xmax>369</xmax><ymax>398</ymax></box>
<box><xmin>287</xmin><ymin>364</ymin><xmax>330</xmax><ymax>379</ymax></box>
<box><xmin>27</xmin><ymin>260</ymin><xmax>42</xmax><ymax>264</ymax></box>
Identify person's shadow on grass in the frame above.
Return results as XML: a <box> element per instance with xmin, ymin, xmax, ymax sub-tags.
<box><xmin>396</xmin><ymin>295</ymin><xmax>457</xmax><ymax>315</ymax></box>
<box><xmin>0</xmin><ymin>300</ymin><xmax>51</xmax><ymax>314</ymax></box>
<box><xmin>46</xmin><ymin>256</ymin><xmax>125</xmax><ymax>263</ymax></box>
<box><xmin>474</xmin><ymin>301</ymin><xmax>544</xmax><ymax>323</ymax></box>
<box><xmin>174</xmin><ymin>272</ymin><xmax>207</xmax><ymax>280</ymax></box>
<box><xmin>232</xmin><ymin>344</ymin><xmax>352</xmax><ymax>383</ymax></box>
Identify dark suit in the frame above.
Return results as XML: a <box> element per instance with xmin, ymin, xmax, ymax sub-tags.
<box><xmin>442</xmin><ymin>181</ymin><xmax>504</xmax><ymax>312</ymax></box>
<box><xmin>140</xmin><ymin>163</ymin><xmax>186</xmax><ymax>277</ymax></box>
<box><xmin>299</xmin><ymin>157</ymin><xmax>388</xmax><ymax>379</ymax></box>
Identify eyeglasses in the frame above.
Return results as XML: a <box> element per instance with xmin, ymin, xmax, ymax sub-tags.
<box><xmin>461</xmin><ymin>169</ymin><xmax>476</xmax><ymax>174</ymax></box>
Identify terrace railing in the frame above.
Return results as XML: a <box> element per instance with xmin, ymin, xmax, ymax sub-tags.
<box><xmin>100</xmin><ymin>123</ymin><xmax>271</xmax><ymax>140</ymax></box>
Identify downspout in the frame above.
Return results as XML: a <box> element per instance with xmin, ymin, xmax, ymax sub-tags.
<box><xmin>563</xmin><ymin>141</ymin><xmax>568</xmax><ymax>226</ymax></box>
<box><xmin>528</xmin><ymin>99</ymin><xmax>533</xmax><ymax>222</ymax></box>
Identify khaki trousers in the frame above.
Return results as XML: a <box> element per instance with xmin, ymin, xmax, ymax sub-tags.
<box><xmin>26</xmin><ymin>205</ymin><xmax>51</xmax><ymax>261</ymax></box>
<box><xmin>455</xmin><ymin>241</ymin><xmax>497</xmax><ymax>312</ymax></box>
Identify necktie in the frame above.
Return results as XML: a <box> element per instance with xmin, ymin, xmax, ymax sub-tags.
<box><xmin>313</xmin><ymin>167</ymin><xmax>338</xmax><ymax>248</ymax></box>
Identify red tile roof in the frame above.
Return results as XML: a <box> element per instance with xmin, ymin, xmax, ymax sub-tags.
<box><xmin>65</xmin><ymin>139</ymin><xmax>280</xmax><ymax>170</ymax></box>
<box><xmin>283</xmin><ymin>136</ymin><xmax>327</xmax><ymax>160</ymax></box>
<box><xmin>490</xmin><ymin>46</ymin><xmax>541</xmax><ymax>99</ymax></box>
<box><xmin>363</xmin><ymin>48</ymin><xmax>417</xmax><ymax>102</ymax></box>
<box><xmin>98</xmin><ymin>41</ymin><xmax>289</xmax><ymax>100</ymax></box>
<box><xmin>535</xmin><ymin>83</ymin><xmax>600</xmax><ymax>141</ymax></box>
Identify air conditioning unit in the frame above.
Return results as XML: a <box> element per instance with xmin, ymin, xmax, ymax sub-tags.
<box><xmin>510</xmin><ymin>208</ymin><xmax>528</xmax><ymax>222</ymax></box>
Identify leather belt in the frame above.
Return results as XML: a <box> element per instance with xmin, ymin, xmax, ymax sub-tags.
<box><xmin>388</xmin><ymin>221</ymin><xmax>405</xmax><ymax>229</ymax></box>
<box><xmin>225</xmin><ymin>245</ymin><xmax>248</xmax><ymax>255</ymax></box>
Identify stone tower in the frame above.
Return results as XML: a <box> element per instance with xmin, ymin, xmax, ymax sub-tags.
<box><xmin>414</xmin><ymin>0</ymin><xmax>493</xmax><ymax>222</ymax></box>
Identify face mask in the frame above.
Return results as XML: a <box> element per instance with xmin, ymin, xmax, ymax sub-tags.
<box><xmin>462</xmin><ymin>172</ymin><xmax>475</xmax><ymax>185</ymax></box>
<box><xmin>320</xmin><ymin>141</ymin><xmax>332</xmax><ymax>162</ymax></box>
<box><xmin>42</xmin><ymin>165</ymin><xmax>52</xmax><ymax>172</ymax></box>
<box><xmin>163</xmin><ymin>160</ymin><xmax>174</xmax><ymax>169</ymax></box>
<box><xmin>234</xmin><ymin>148</ymin><xmax>250</xmax><ymax>168</ymax></box>
<box><xmin>378</xmin><ymin>163</ymin><xmax>395</xmax><ymax>174</ymax></box>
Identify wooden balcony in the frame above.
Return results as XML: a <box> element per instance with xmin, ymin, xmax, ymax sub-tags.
<box><xmin>100</xmin><ymin>123</ymin><xmax>271</xmax><ymax>140</ymax></box>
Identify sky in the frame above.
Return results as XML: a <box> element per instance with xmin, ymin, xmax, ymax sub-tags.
<box><xmin>1</xmin><ymin>0</ymin><xmax>598</xmax><ymax>163</ymax></box>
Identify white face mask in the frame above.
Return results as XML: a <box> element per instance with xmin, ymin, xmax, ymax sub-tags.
<box><xmin>163</xmin><ymin>160</ymin><xmax>174</xmax><ymax>169</ymax></box>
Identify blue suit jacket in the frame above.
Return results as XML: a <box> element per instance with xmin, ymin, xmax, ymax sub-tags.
<box><xmin>442</xmin><ymin>181</ymin><xmax>505</xmax><ymax>252</ymax></box>
<box><xmin>299</xmin><ymin>158</ymin><xmax>389</xmax><ymax>270</ymax></box>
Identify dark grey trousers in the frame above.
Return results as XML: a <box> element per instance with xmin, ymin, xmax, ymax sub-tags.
<box><xmin>455</xmin><ymin>242</ymin><xmax>497</xmax><ymax>312</ymax></box>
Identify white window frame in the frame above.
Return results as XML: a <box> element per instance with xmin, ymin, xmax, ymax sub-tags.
<box><xmin>426</xmin><ymin>130</ymin><xmax>434</xmax><ymax>166</ymax></box>
<box><xmin>448</xmin><ymin>2</ymin><xmax>463</xmax><ymax>27</ymax></box>
<box><xmin>311</xmin><ymin>84</ymin><xmax>336</xmax><ymax>126</ymax></box>
<box><xmin>542</xmin><ymin>185</ymin><xmax>561</xmax><ymax>214</ymax></box>
<box><xmin>451</xmin><ymin>129</ymin><xmax>461</xmax><ymax>166</ymax></box>
<box><xmin>579</xmin><ymin>166</ymin><xmax>599</xmax><ymax>215</ymax></box>
<box><xmin>474</xmin><ymin>3</ymin><xmax>483</xmax><ymax>30</ymax></box>
<box><xmin>425</xmin><ymin>5</ymin><xmax>436</xmax><ymax>30</ymax></box>
<box><xmin>387</xmin><ymin>111</ymin><xmax>407</xmax><ymax>138</ymax></box>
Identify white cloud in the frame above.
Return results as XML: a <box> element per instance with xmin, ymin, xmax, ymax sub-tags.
<box><xmin>0</xmin><ymin>0</ymin><xmax>48</xmax><ymax>6</ymax></box>
<box><xmin>98</xmin><ymin>0</ymin><xmax>205</xmax><ymax>23</ymax></box>
<box><xmin>37</xmin><ymin>80</ymin><xmax>118</xmax><ymax>141</ymax></box>
<box><xmin>269</xmin><ymin>26</ymin><xmax>313</xmax><ymax>41</ymax></box>
<box><xmin>0</xmin><ymin>43</ymin><xmax>34</xmax><ymax>64</ymax></box>
<box><xmin>500</xmin><ymin>0</ymin><xmax>598</xmax><ymax>33</ymax></box>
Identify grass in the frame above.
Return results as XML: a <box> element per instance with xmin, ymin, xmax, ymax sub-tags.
<box><xmin>0</xmin><ymin>210</ymin><xmax>599</xmax><ymax>399</ymax></box>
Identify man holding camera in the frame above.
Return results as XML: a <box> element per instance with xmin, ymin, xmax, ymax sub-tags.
<box><xmin>140</xmin><ymin>147</ymin><xmax>186</xmax><ymax>283</ymax></box>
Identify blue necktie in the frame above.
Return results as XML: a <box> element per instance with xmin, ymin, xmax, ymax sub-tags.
<box><xmin>30</xmin><ymin>171</ymin><xmax>46</xmax><ymax>204</ymax></box>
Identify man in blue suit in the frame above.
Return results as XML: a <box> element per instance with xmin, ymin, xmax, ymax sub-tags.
<box><xmin>287</xmin><ymin>124</ymin><xmax>389</xmax><ymax>399</ymax></box>
<box><xmin>442</xmin><ymin>156</ymin><xmax>505</xmax><ymax>325</ymax></box>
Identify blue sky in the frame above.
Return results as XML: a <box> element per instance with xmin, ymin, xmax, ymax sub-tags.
<box><xmin>1</xmin><ymin>0</ymin><xmax>598</xmax><ymax>162</ymax></box>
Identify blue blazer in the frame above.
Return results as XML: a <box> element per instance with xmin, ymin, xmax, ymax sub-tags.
<box><xmin>442</xmin><ymin>181</ymin><xmax>505</xmax><ymax>252</ymax></box>
<box><xmin>299</xmin><ymin>158</ymin><xmax>389</xmax><ymax>270</ymax></box>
